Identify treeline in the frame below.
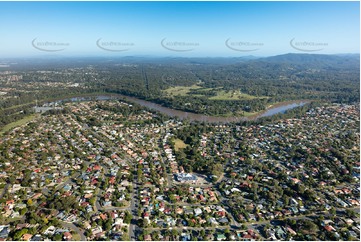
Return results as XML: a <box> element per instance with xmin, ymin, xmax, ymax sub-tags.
<box><xmin>94</xmin><ymin>54</ymin><xmax>359</xmax><ymax>116</ymax></box>
<box><xmin>1</xmin><ymin>54</ymin><xmax>359</xmax><ymax>125</ymax></box>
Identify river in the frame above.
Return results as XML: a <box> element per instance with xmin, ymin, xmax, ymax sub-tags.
<box><xmin>59</xmin><ymin>94</ymin><xmax>309</xmax><ymax>123</ymax></box>
<box><xmin>256</xmin><ymin>101</ymin><xmax>309</xmax><ymax>118</ymax></box>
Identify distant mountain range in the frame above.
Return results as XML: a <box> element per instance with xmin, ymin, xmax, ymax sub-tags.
<box><xmin>0</xmin><ymin>53</ymin><xmax>359</xmax><ymax>71</ymax></box>
<box><xmin>257</xmin><ymin>53</ymin><xmax>360</xmax><ymax>69</ymax></box>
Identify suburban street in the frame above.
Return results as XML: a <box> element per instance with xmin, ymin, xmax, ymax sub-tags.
<box><xmin>129</xmin><ymin>161</ymin><xmax>140</xmax><ymax>241</ymax></box>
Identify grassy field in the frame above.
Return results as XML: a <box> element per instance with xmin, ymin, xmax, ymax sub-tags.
<box><xmin>0</xmin><ymin>114</ymin><xmax>38</xmax><ymax>135</ymax></box>
<box><xmin>173</xmin><ymin>138</ymin><xmax>188</xmax><ymax>151</ymax></box>
<box><xmin>209</xmin><ymin>90</ymin><xmax>265</xmax><ymax>100</ymax></box>
<box><xmin>164</xmin><ymin>85</ymin><xmax>267</xmax><ymax>101</ymax></box>
<box><xmin>163</xmin><ymin>84</ymin><xmax>203</xmax><ymax>96</ymax></box>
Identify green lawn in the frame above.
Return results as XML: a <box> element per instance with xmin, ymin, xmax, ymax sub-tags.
<box><xmin>173</xmin><ymin>138</ymin><xmax>188</xmax><ymax>151</ymax></box>
<box><xmin>0</xmin><ymin>114</ymin><xmax>38</xmax><ymax>135</ymax></box>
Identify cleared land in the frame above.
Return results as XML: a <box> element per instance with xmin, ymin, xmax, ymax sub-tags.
<box><xmin>163</xmin><ymin>84</ymin><xmax>203</xmax><ymax>96</ymax></box>
<box><xmin>173</xmin><ymin>138</ymin><xmax>188</xmax><ymax>151</ymax></box>
<box><xmin>164</xmin><ymin>85</ymin><xmax>267</xmax><ymax>101</ymax></box>
<box><xmin>209</xmin><ymin>90</ymin><xmax>267</xmax><ymax>100</ymax></box>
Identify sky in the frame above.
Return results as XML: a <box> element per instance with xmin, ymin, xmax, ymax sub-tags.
<box><xmin>0</xmin><ymin>1</ymin><xmax>359</xmax><ymax>57</ymax></box>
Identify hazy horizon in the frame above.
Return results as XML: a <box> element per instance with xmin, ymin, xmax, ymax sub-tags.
<box><xmin>0</xmin><ymin>52</ymin><xmax>360</xmax><ymax>61</ymax></box>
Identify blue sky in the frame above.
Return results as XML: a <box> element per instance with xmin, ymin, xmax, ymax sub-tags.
<box><xmin>0</xmin><ymin>1</ymin><xmax>359</xmax><ymax>57</ymax></box>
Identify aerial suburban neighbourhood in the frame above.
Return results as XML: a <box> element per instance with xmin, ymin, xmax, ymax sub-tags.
<box><xmin>0</xmin><ymin>2</ymin><xmax>360</xmax><ymax>239</ymax></box>
<box><xmin>0</xmin><ymin>99</ymin><xmax>359</xmax><ymax>241</ymax></box>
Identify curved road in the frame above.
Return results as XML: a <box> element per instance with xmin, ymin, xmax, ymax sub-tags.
<box><xmin>60</xmin><ymin>221</ymin><xmax>86</xmax><ymax>241</ymax></box>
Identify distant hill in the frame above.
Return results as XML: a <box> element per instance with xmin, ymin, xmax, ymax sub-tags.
<box><xmin>255</xmin><ymin>53</ymin><xmax>360</xmax><ymax>70</ymax></box>
<box><xmin>1</xmin><ymin>53</ymin><xmax>359</xmax><ymax>72</ymax></box>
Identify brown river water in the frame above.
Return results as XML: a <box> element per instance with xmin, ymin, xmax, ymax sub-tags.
<box><xmin>64</xmin><ymin>95</ymin><xmax>309</xmax><ymax>123</ymax></box>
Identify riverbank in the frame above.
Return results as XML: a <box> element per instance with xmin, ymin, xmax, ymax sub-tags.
<box><xmin>42</xmin><ymin>93</ymin><xmax>311</xmax><ymax>123</ymax></box>
<box><xmin>0</xmin><ymin>94</ymin><xmax>311</xmax><ymax>135</ymax></box>
<box><xmin>116</xmin><ymin>95</ymin><xmax>311</xmax><ymax>123</ymax></box>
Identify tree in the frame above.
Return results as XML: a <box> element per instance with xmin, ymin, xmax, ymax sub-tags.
<box><xmin>124</xmin><ymin>211</ymin><xmax>132</xmax><ymax>224</ymax></box>
<box><xmin>104</xmin><ymin>219</ymin><xmax>113</xmax><ymax>231</ymax></box>
<box><xmin>122</xmin><ymin>234</ymin><xmax>130</xmax><ymax>241</ymax></box>
<box><xmin>53</xmin><ymin>233</ymin><xmax>63</xmax><ymax>241</ymax></box>
<box><xmin>13</xmin><ymin>228</ymin><xmax>28</xmax><ymax>240</ymax></box>
<box><xmin>49</xmin><ymin>218</ymin><xmax>61</xmax><ymax>227</ymax></box>
<box><xmin>152</xmin><ymin>231</ymin><xmax>160</xmax><ymax>241</ymax></box>
<box><xmin>137</xmin><ymin>218</ymin><xmax>144</xmax><ymax>227</ymax></box>
<box><xmin>42</xmin><ymin>217</ymin><xmax>49</xmax><ymax>225</ymax></box>
<box><xmin>286</xmin><ymin>219</ymin><xmax>296</xmax><ymax>226</ymax></box>
<box><xmin>302</xmin><ymin>220</ymin><xmax>318</xmax><ymax>234</ymax></box>
<box><xmin>330</xmin><ymin>207</ymin><xmax>336</xmax><ymax>215</ymax></box>
<box><xmin>171</xmin><ymin>229</ymin><xmax>179</xmax><ymax>239</ymax></box>
<box><xmin>345</xmin><ymin>209</ymin><xmax>356</xmax><ymax>218</ymax></box>
<box><xmin>27</xmin><ymin>199</ymin><xmax>33</xmax><ymax>206</ymax></box>
<box><xmin>210</xmin><ymin>163</ymin><xmax>223</xmax><ymax>177</ymax></box>
<box><xmin>20</xmin><ymin>207</ymin><xmax>28</xmax><ymax>215</ymax></box>
<box><xmin>84</xmin><ymin>230</ymin><xmax>91</xmax><ymax>237</ymax></box>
